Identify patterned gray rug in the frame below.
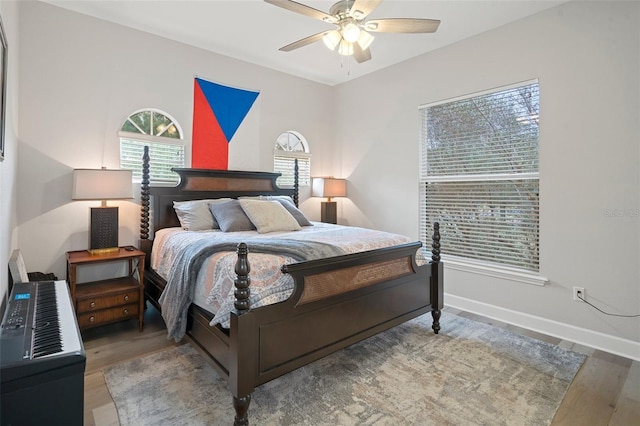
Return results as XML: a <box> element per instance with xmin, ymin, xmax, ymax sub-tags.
<box><xmin>103</xmin><ymin>312</ymin><xmax>585</xmax><ymax>426</ymax></box>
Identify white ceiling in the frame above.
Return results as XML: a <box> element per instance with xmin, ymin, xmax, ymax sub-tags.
<box><xmin>42</xmin><ymin>0</ymin><xmax>567</xmax><ymax>86</ymax></box>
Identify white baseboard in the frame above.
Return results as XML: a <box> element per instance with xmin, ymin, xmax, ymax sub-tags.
<box><xmin>445</xmin><ymin>294</ymin><xmax>640</xmax><ymax>362</ymax></box>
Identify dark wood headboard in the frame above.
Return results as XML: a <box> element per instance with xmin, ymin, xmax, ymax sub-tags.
<box><xmin>139</xmin><ymin>146</ymin><xmax>299</xmax><ymax>250</ymax></box>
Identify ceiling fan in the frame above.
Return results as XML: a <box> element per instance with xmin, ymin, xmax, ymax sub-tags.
<box><xmin>264</xmin><ymin>0</ymin><xmax>440</xmax><ymax>63</ymax></box>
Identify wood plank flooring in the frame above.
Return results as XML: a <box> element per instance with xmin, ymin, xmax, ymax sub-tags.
<box><xmin>83</xmin><ymin>305</ymin><xmax>639</xmax><ymax>426</ymax></box>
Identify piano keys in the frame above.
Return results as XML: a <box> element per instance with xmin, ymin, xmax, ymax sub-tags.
<box><xmin>1</xmin><ymin>280</ymin><xmax>86</xmax><ymax>426</ymax></box>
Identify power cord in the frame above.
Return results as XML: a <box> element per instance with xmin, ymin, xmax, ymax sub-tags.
<box><xmin>576</xmin><ymin>293</ymin><xmax>640</xmax><ymax>318</ymax></box>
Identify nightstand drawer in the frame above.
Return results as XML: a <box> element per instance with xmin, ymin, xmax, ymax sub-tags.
<box><xmin>77</xmin><ymin>303</ymin><xmax>139</xmax><ymax>329</ymax></box>
<box><xmin>76</xmin><ymin>289</ymin><xmax>139</xmax><ymax>312</ymax></box>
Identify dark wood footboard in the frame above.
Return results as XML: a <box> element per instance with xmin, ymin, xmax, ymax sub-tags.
<box><xmin>174</xmin><ymin>237</ymin><xmax>442</xmax><ymax>426</ymax></box>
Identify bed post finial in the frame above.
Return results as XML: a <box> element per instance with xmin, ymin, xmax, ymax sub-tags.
<box><xmin>293</xmin><ymin>158</ymin><xmax>299</xmax><ymax>207</ymax></box>
<box><xmin>234</xmin><ymin>243</ymin><xmax>251</xmax><ymax>313</ymax></box>
<box><xmin>140</xmin><ymin>145</ymin><xmax>150</xmax><ymax>241</ymax></box>
<box><xmin>431</xmin><ymin>222</ymin><xmax>440</xmax><ymax>263</ymax></box>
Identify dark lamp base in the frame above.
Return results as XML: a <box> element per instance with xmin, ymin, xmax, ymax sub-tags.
<box><xmin>320</xmin><ymin>201</ymin><xmax>337</xmax><ymax>224</ymax></box>
<box><xmin>90</xmin><ymin>206</ymin><xmax>119</xmax><ymax>253</ymax></box>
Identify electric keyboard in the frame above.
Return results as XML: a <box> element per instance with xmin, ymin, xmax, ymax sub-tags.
<box><xmin>1</xmin><ymin>280</ymin><xmax>86</xmax><ymax>426</ymax></box>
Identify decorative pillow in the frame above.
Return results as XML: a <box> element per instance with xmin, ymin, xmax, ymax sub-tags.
<box><xmin>173</xmin><ymin>200</ymin><xmax>215</xmax><ymax>231</ymax></box>
<box><xmin>239</xmin><ymin>199</ymin><xmax>302</xmax><ymax>234</ymax></box>
<box><xmin>275</xmin><ymin>198</ymin><xmax>313</xmax><ymax>226</ymax></box>
<box><xmin>209</xmin><ymin>200</ymin><xmax>256</xmax><ymax>232</ymax></box>
<box><xmin>239</xmin><ymin>195</ymin><xmax>312</xmax><ymax>226</ymax></box>
<box><xmin>206</xmin><ymin>199</ymin><xmax>234</xmax><ymax>228</ymax></box>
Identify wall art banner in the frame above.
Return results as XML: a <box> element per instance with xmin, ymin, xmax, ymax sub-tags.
<box><xmin>192</xmin><ymin>77</ymin><xmax>260</xmax><ymax>169</ymax></box>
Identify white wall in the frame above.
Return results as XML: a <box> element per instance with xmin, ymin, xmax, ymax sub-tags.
<box><xmin>332</xmin><ymin>1</ymin><xmax>639</xmax><ymax>359</ymax></box>
<box><xmin>0</xmin><ymin>0</ymin><xmax>19</xmax><ymax>309</ymax></box>
<box><xmin>17</xmin><ymin>1</ymin><xmax>334</xmax><ymax>281</ymax></box>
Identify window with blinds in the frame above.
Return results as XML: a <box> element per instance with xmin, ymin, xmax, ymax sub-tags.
<box><xmin>273</xmin><ymin>131</ymin><xmax>311</xmax><ymax>187</ymax></box>
<box><xmin>419</xmin><ymin>81</ymin><xmax>540</xmax><ymax>272</ymax></box>
<box><xmin>119</xmin><ymin>109</ymin><xmax>185</xmax><ymax>184</ymax></box>
<box><xmin>274</xmin><ymin>155</ymin><xmax>311</xmax><ymax>187</ymax></box>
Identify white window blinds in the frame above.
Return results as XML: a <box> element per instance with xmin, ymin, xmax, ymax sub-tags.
<box><xmin>419</xmin><ymin>81</ymin><xmax>540</xmax><ymax>272</ymax></box>
<box><xmin>274</xmin><ymin>155</ymin><xmax>310</xmax><ymax>187</ymax></box>
<box><xmin>120</xmin><ymin>137</ymin><xmax>185</xmax><ymax>184</ymax></box>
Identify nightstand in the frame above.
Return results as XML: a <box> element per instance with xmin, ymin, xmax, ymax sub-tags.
<box><xmin>66</xmin><ymin>247</ymin><xmax>145</xmax><ymax>331</ymax></box>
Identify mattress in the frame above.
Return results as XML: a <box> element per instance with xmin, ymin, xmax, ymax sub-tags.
<box><xmin>152</xmin><ymin>222</ymin><xmax>426</xmax><ymax>334</ymax></box>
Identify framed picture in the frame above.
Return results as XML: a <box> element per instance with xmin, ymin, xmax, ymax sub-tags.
<box><xmin>0</xmin><ymin>15</ymin><xmax>7</xmax><ymax>162</ymax></box>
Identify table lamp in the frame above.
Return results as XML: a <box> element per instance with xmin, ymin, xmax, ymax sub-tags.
<box><xmin>72</xmin><ymin>167</ymin><xmax>134</xmax><ymax>254</ymax></box>
<box><xmin>311</xmin><ymin>177</ymin><xmax>347</xmax><ymax>224</ymax></box>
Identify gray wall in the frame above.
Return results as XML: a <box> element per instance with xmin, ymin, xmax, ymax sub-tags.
<box><xmin>332</xmin><ymin>1</ymin><xmax>639</xmax><ymax>358</ymax></box>
<box><xmin>6</xmin><ymin>1</ymin><xmax>640</xmax><ymax>359</ymax></box>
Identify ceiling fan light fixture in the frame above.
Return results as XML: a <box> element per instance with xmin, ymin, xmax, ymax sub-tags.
<box><xmin>356</xmin><ymin>30</ymin><xmax>374</xmax><ymax>50</ymax></box>
<box><xmin>341</xmin><ymin>20</ymin><xmax>361</xmax><ymax>43</ymax></box>
<box><xmin>322</xmin><ymin>30</ymin><xmax>341</xmax><ymax>51</ymax></box>
<box><xmin>265</xmin><ymin>0</ymin><xmax>442</xmax><ymax>66</ymax></box>
<box><xmin>337</xmin><ymin>39</ymin><xmax>354</xmax><ymax>56</ymax></box>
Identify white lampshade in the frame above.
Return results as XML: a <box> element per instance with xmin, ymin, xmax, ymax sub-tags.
<box><xmin>312</xmin><ymin>177</ymin><xmax>347</xmax><ymax>199</ymax></box>
<box><xmin>357</xmin><ymin>30</ymin><xmax>375</xmax><ymax>50</ymax></box>
<box><xmin>322</xmin><ymin>30</ymin><xmax>341</xmax><ymax>51</ymax></box>
<box><xmin>337</xmin><ymin>40</ymin><xmax>354</xmax><ymax>56</ymax></box>
<box><xmin>72</xmin><ymin>168</ymin><xmax>134</xmax><ymax>201</ymax></box>
<box><xmin>341</xmin><ymin>21</ymin><xmax>361</xmax><ymax>43</ymax></box>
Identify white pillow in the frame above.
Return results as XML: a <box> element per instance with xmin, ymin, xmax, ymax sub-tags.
<box><xmin>238</xmin><ymin>195</ymin><xmax>312</xmax><ymax>226</ymax></box>
<box><xmin>239</xmin><ymin>199</ymin><xmax>302</xmax><ymax>234</ymax></box>
<box><xmin>173</xmin><ymin>198</ymin><xmax>230</xmax><ymax>230</ymax></box>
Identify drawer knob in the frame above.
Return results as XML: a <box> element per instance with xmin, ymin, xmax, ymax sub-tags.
<box><xmin>90</xmin><ymin>301</ymin><xmax>96</xmax><ymax>308</ymax></box>
<box><xmin>123</xmin><ymin>308</ymin><xmax>129</xmax><ymax>315</ymax></box>
<box><xmin>123</xmin><ymin>295</ymin><xmax>129</xmax><ymax>302</ymax></box>
<box><xmin>89</xmin><ymin>316</ymin><xmax>95</xmax><ymax>323</ymax></box>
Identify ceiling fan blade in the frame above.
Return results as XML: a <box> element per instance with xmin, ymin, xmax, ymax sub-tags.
<box><xmin>353</xmin><ymin>43</ymin><xmax>372</xmax><ymax>63</ymax></box>
<box><xmin>364</xmin><ymin>18</ymin><xmax>441</xmax><ymax>33</ymax></box>
<box><xmin>349</xmin><ymin>0</ymin><xmax>383</xmax><ymax>20</ymax></box>
<box><xmin>279</xmin><ymin>31</ymin><xmax>327</xmax><ymax>52</ymax></box>
<box><xmin>264</xmin><ymin>0</ymin><xmax>337</xmax><ymax>24</ymax></box>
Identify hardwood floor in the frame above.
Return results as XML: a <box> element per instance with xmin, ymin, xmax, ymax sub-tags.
<box><xmin>83</xmin><ymin>305</ymin><xmax>639</xmax><ymax>426</ymax></box>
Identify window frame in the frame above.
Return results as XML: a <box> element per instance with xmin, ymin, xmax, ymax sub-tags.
<box><xmin>119</xmin><ymin>108</ymin><xmax>185</xmax><ymax>185</ymax></box>
<box><xmin>273</xmin><ymin>130</ymin><xmax>311</xmax><ymax>187</ymax></box>
<box><xmin>419</xmin><ymin>80</ymin><xmax>547</xmax><ymax>286</ymax></box>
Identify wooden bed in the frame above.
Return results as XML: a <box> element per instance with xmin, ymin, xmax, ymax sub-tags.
<box><xmin>138</xmin><ymin>148</ymin><xmax>444</xmax><ymax>425</ymax></box>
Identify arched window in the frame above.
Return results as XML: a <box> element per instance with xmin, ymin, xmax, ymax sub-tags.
<box><xmin>273</xmin><ymin>130</ymin><xmax>311</xmax><ymax>187</ymax></box>
<box><xmin>119</xmin><ymin>108</ymin><xmax>185</xmax><ymax>184</ymax></box>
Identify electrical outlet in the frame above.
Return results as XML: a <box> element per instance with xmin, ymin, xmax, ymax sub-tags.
<box><xmin>573</xmin><ymin>286</ymin><xmax>585</xmax><ymax>301</ymax></box>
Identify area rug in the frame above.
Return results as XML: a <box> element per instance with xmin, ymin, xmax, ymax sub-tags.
<box><xmin>103</xmin><ymin>312</ymin><xmax>585</xmax><ymax>426</ymax></box>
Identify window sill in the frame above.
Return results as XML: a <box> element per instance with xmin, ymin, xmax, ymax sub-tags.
<box><xmin>441</xmin><ymin>255</ymin><xmax>548</xmax><ymax>287</ymax></box>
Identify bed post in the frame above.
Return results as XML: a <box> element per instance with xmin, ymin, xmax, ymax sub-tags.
<box><xmin>139</xmin><ymin>146</ymin><xmax>151</xmax><ymax>266</ymax></box>
<box><xmin>232</xmin><ymin>242</ymin><xmax>252</xmax><ymax>426</ymax></box>
<box><xmin>293</xmin><ymin>158</ymin><xmax>299</xmax><ymax>207</ymax></box>
<box><xmin>234</xmin><ymin>243</ymin><xmax>251</xmax><ymax>312</ymax></box>
<box><xmin>430</xmin><ymin>222</ymin><xmax>443</xmax><ymax>334</ymax></box>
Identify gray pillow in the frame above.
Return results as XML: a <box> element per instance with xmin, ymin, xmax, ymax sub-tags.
<box><xmin>209</xmin><ymin>200</ymin><xmax>256</xmax><ymax>232</ymax></box>
<box><xmin>173</xmin><ymin>198</ymin><xmax>232</xmax><ymax>230</ymax></box>
<box><xmin>276</xmin><ymin>199</ymin><xmax>313</xmax><ymax>226</ymax></box>
<box><xmin>173</xmin><ymin>200</ymin><xmax>215</xmax><ymax>231</ymax></box>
